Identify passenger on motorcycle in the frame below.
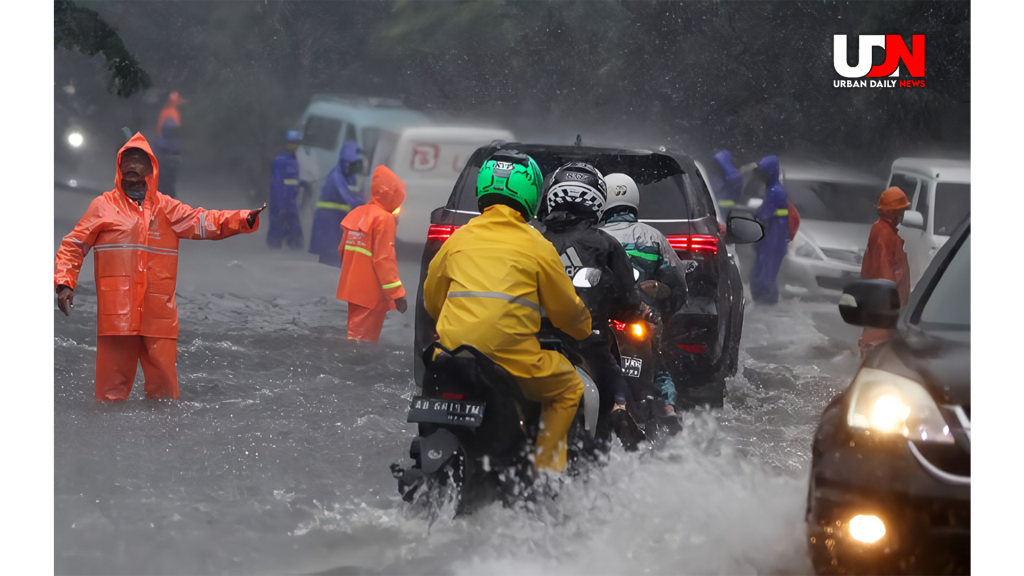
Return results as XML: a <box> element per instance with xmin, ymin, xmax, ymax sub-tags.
<box><xmin>422</xmin><ymin>151</ymin><xmax>593</xmax><ymax>473</ymax></box>
<box><xmin>599</xmin><ymin>173</ymin><xmax>689</xmax><ymax>413</ymax></box>
<box><xmin>538</xmin><ymin>162</ymin><xmax>646</xmax><ymax>450</ymax></box>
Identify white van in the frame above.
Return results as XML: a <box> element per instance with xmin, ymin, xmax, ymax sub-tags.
<box><xmin>294</xmin><ymin>95</ymin><xmax>432</xmax><ymax>211</ymax></box>
<box><xmin>888</xmin><ymin>158</ymin><xmax>971</xmax><ymax>287</ymax></box>
<box><xmin>294</xmin><ymin>94</ymin><xmax>513</xmax><ymax>244</ymax></box>
<box><xmin>371</xmin><ymin>126</ymin><xmax>515</xmax><ymax>244</ymax></box>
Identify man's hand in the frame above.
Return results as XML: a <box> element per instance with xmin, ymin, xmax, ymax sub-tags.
<box><xmin>395</xmin><ymin>296</ymin><xmax>408</xmax><ymax>314</ymax></box>
<box><xmin>246</xmin><ymin>203</ymin><xmax>267</xmax><ymax>228</ymax></box>
<box><xmin>56</xmin><ymin>285</ymin><xmax>75</xmax><ymax>316</ymax></box>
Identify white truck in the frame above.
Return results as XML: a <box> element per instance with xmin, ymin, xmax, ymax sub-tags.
<box><xmin>888</xmin><ymin>158</ymin><xmax>971</xmax><ymax>288</ymax></box>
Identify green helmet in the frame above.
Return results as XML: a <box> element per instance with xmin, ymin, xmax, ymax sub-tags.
<box><xmin>476</xmin><ymin>150</ymin><xmax>543</xmax><ymax>220</ymax></box>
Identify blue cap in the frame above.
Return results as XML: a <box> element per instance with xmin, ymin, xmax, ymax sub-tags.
<box><xmin>286</xmin><ymin>130</ymin><xmax>302</xmax><ymax>143</ymax></box>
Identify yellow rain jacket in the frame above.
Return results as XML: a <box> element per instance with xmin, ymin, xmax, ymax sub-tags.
<box><xmin>423</xmin><ymin>204</ymin><xmax>592</xmax><ymax>378</ymax></box>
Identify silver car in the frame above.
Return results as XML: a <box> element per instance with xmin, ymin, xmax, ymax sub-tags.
<box><xmin>778</xmin><ymin>161</ymin><xmax>886</xmax><ymax>299</ymax></box>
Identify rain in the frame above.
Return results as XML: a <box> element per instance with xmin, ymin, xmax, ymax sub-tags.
<box><xmin>50</xmin><ymin>2</ymin><xmax>971</xmax><ymax>574</ymax></box>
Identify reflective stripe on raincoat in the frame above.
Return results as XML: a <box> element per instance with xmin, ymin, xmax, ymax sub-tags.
<box><xmin>711</xmin><ymin>150</ymin><xmax>743</xmax><ymax>211</ymax></box>
<box><xmin>54</xmin><ymin>133</ymin><xmax>258</xmax><ymax>338</ymax></box>
<box><xmin>423</xmin><ymin>204</ymin><xmax>592</xmax><ymax>379</ymax></box>
<box><xmin>310</xmin><ymin>141</ymin><xmax>363</xmax><ymax>261</ymax></box>
<box><xmin>336</xmin><ymin>165</ymin><xmax>406</xmax><ymax>310</ymax></box>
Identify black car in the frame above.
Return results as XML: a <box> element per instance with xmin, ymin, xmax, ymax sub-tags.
<box><xmin>412</xmin><ymin>141</ymin><xmax>763</xmax><ymax>408</ymax></box>
<box><xmin>806</xmin><ymin>215</ymin><xmax>970</xmax><ymax>574</ymax></box>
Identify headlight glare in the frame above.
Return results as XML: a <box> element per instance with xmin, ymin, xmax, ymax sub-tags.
<box><xmin>846</xmin><ymin>368</ymin><xmax>953</xmax><ymax>443</ymax></box>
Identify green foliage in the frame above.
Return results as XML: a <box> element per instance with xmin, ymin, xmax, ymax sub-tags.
<box><xmin>54</xmin><ymin>0</ymin><xmax>152</xmax><ymax>98</ymax></box>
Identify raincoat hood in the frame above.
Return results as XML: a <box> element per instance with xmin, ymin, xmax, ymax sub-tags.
<box><xmin>115</xmin><ymin>132</ymin><xmax>160</xmax><ymax>201</ymax></box>
<box><xmin>332</xmin><ymin>140</ymin><xmax>362</xmax><ymax>189</ymax></box>
<box><xmin>878</xmin><ymin>186</ymin><xmax>911</xmax><ymax>211</ymax></box>
<box><xmin>370</xmin><ymin>165</ymin><xmax>406</xmax><ymax>213</ymax></box>
<box><xmin>756</xmin><ymin>155</ymin><xmax>780</xmax><ymax>185</ymax></box>
<box><xmin>713</xmin><ymin>150</ymin><xmax>740</xmax><ymax>178</ymax></box>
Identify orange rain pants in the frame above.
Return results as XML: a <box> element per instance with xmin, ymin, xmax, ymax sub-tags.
<box><xmin>346</xmin><ymin>302</ymin><xmax>389</xmax><ymax>342</ymax></box>
<box><xmin>96</xmin><ymin>336</ymin><xmax>178</xmax><ymax>401</ymax></box>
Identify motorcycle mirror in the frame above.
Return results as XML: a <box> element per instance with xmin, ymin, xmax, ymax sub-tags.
<box><xmin>638</xmin><ymin>280</ymin><xmax>670</xmax><ymax>301</ymax></box>
<box><xmin>572</xmin><ymin>267</ymin><xmax>603</xmax><ymax>288</ymax></box>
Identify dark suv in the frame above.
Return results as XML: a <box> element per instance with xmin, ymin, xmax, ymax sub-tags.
<box><xmin>806</xmin><ymin>215</ymin><xmax>970</xmax><ymax>574</ymax></box>
<box><xmin>412</xmin><ymin>142</ymin><xmax>761</xmax><ymax>407</ymax></box>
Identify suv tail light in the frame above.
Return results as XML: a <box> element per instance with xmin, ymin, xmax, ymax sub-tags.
<box><xmin>666</xmin><ymin>234</ymin><xmax>719</xmax><ymax>257</ymax></box>
<box><xmin>427</xmin><ymin>224</ymin><xmax>460</xmax><ymax>242</ymax></box>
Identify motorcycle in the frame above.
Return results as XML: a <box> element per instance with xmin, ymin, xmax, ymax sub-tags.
<box><xmin>390</xmin><ymin>268</ymin><xmax>606</xmax><ymax>515</ymax></box>
<box><xmin>610</xmin><ymin>270</ymin><xmax>682</xmax><ymax>436</ymax></box>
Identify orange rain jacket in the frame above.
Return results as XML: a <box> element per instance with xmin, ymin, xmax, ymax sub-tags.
<box><xmin>54</xmin><ymin>133</ymin><xmax>259</xmax><ymax>338</ymax></box>
<box><xmin>860</xmin><ymin>188</ymin><xmax>911</xmax><ymax>304</ymax></box>
<box><xmin>156</xmin><ymin>92</ymin><xmax>183</xmax><ymax>136</ymax></box>
<box><xmin>858</xmin><ymin>188</ymin><xmax>912</xmax><ymax>351</ymax></box>
<box><xmin>336</xmin><ymin>166</ymin><xmax>407</xmax><ymax>310</ymax></box>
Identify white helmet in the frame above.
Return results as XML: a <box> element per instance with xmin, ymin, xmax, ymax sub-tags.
<box><xmin>602</xmin><ymin>173</ymin><xmax>640</xmax><ymax>217</ymax></box>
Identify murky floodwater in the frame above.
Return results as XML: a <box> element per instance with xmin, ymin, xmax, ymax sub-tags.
<box><xmin>54</xmin><ymin>181</ymin><xmax>862</xmax><ymax>575</ymax></box>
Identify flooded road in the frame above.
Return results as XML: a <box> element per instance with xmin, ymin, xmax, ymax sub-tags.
<box><xmin>54</xmin><ymin>178</ymin><xmax>863</xmax><ymax>575</ymax></box>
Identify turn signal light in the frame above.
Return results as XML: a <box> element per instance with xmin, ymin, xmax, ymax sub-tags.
<box><xmin>630</xmin><ymin>323</ymin><xmax>645</xmax><ymax>338</ymax></box>
<box><xmin>666</xmin><ymin>234</ymin><xmax>719</xmax><ymax>256</ymax></box>
<box><xmin>393</xmin><ymin>206</ymin><xmax>402</xmax><ymax>215</ymax></box>
<box><xmin>427</xmin><ymin>224</ymin><xmax>460</xmax><ymax>242</ymax></box>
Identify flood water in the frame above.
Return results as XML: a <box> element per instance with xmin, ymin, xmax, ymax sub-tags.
<box><xmin>54</xmin><ymin>175</ymin><xmax>863</xmax><ymax>575</ymax></box>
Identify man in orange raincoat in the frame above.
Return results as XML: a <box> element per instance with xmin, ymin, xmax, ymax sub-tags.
<box><xmin>336</xmin><ymin>165</ymin><xmax>408</xmax><ymax>341</ymax></box>
<box><xmin>858</xmin><ymin>186</ymin><xmax>911</xmax><ymax>357</ymax></box>
<box><xmin>54</xmin><ymin>133</ymin><xmax>266</xmax><ymax>401</ymax></box>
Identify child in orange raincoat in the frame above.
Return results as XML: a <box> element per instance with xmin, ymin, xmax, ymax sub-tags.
<box><xmin>336</xmin><ymin>166</ymin><xmax>408</xmax><ymax>341</ymax></box>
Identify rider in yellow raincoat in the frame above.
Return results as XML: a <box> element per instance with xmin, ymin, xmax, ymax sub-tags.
<box><xmin>422</xmin><ymin>150</ymin><xmax>591</xmax><ymax>472</ymax></box>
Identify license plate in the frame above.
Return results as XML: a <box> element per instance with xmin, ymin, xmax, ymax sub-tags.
<box><xmin>622</xmin><ymin>356</ymin><xmax>642</xmax><ymax>378</ymax></box>
<box><xmin>407</xmin><ymin>396</ymin><xmax>486</xmax><ymax>428</ymax></box>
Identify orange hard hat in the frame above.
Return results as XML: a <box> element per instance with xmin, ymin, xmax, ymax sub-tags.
<box><xmin>878</xmin><ymin>187</ymin><xmax>911</xmax><ymax>211</ymax></box>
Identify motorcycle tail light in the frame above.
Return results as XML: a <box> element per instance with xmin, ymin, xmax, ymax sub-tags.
<box><xmin>427</xmin><ymin>224</ymin><xmax>460</xmax><ymax>242</ymax></box>
<box><xmin>610</xmin><ymin>320</ymin><xmax>627</xmax><ymax>331</ymax></box>
<box><xmin>442</xmin><ymin>392</ymin><xmax>465</xmax><ymax>400</ymax></box>
<box><xmin>666</xmin><ymin>234</ymin><xmax>719</xmax><ymax>257</ymax></box>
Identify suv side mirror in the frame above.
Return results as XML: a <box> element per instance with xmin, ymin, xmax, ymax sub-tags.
<box><xmin>726</xmin><ymin>216</ymin><xmax>765</xmax><ymax>244</ymax></box>
<box><xmin>838</xmin><ymin>279</ymin><xmax>901</xmax><ymax>329</ymax></box>
<box><xmin>902</xmin><ymin>210</ymin><xmax>925</xmax><ymax>230</ymax></box>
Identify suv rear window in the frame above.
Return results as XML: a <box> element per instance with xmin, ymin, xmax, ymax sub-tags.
<box><xmin>302</xmin><ymin>115</ymin><xmax>341</xmax><ymax>150</ymax></box>
<box><xmin>451</xmin><ymin>148</ymin><xmax>692</xmax><ymax>219</ymax></box>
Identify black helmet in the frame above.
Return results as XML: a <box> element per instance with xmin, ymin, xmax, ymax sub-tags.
<box><xmin>542</xmin><ymin>162</ymin><xmax>607</xmax><ymax>217</ymax></box>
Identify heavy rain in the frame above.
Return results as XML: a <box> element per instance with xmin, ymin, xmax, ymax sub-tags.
<box><xmin>43</xmin><ymin>1</ymin><xmax>978</xmax><ymax>574</ymax></box>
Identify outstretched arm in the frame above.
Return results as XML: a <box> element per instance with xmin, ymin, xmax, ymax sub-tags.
<box><xmin>167</xmin><ymin>197</ymin><xmax>264</xmax><ymax>239</ymax></box>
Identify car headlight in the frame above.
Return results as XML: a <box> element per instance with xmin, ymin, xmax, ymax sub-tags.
<box><xmin>846</xmin><ymin>367</ymin><xmax>953</xmax><ymax>443</ymax></box>
<box><xmin>790</xmin><ymin>233</ymin><xmax>822</xmax><ymax>260</ymax></box>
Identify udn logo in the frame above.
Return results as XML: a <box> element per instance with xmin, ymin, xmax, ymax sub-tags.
<box><xmin>833</xmin><ymin>35</ymin><xmax>926</xmax><ymax>88</ymax></box>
